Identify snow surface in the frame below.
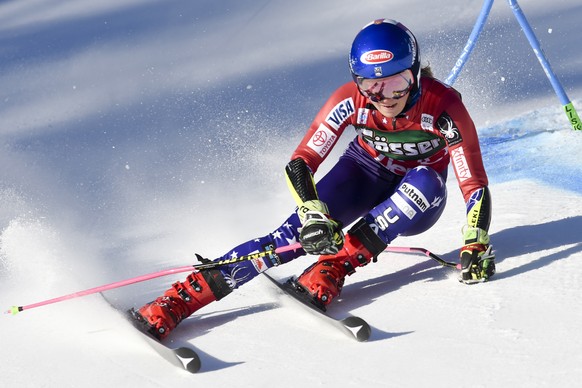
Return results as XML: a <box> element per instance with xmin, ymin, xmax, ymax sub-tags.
<box><xmin>1</xmin><ymin>0</ymin><xmax>581</xmax><ymax>387</ymax></box>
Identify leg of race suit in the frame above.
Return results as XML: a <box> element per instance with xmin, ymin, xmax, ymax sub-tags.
<box><xmin>212</xmin><ymin>213</ymin><xmax>303</xmax><ymax>289</ymax></box>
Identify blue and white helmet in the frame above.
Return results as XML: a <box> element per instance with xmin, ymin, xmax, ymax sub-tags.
<box><xmin>349</xmin><ymin>19</ymin><xmax>421</xmax><ymax>112</ymax></box>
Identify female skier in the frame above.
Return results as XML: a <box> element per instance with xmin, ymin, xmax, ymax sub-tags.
<box><xmin>131</xmin><ymin>18</ymin><xmax>495</xmax><ymax>340</ymax></box>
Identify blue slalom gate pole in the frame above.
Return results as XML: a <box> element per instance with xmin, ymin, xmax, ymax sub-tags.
<box><xmin>444</xmin><ymin>0</ymin><xmax>494</xmax><ymax>86</ymax></box>
<box><xmin>445</xmin><ymin>0</ymin><xmax>581</xmax><ymax>130</ymax></box>
<box><xmin>507</xmin><ymin>0</ymin><xmax>581</xmax><ymax>130</ymax></box>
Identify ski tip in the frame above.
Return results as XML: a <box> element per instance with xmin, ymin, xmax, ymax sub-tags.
<box><xmin>174</xmin><ymin>347</ymin><xmax>202</xmax><ymax>373</ymax></box>
<box><xmin>341</xmin><ymin>316</ymin><xmax>372</xmax><ymax>342</ymax></box>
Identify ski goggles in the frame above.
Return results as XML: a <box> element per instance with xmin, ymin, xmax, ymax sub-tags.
<box><xmin>356</xmin><ymin>69</ymin><xmax>414</xmax><ymax>102</ymax></box>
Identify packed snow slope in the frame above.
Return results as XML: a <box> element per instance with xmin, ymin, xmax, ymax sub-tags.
<box><xmin>1</xmin><ymin>0</ymin><xmax>581</xmax><ymax>387</ymax></box>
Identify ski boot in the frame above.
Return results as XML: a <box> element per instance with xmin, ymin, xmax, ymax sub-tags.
<box><xmin>295</xmin><ymin>219</ymin><xmax>387</xmax><ymax>309</ymax></box>
<box><xmin>130</xmin><ymin>268</ymin><xmax>231</xmax><ymax>340</ymax></box>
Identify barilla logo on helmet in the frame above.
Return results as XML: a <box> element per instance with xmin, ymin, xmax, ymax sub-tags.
<box><xmin>360</xmin><ymin>50</ymin><xmax>394</xmax><ymax>64</ymax></box>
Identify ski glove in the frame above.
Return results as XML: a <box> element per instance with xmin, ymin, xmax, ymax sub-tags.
<box><xmin>459</xmin><ymin>226</ymin><xmax>496</xmax><ymax>284</ymax></box>
<box><xmin>298</xmin><ymin>200</ymin><xmax>344</xmax><ymax>255</ymax></box>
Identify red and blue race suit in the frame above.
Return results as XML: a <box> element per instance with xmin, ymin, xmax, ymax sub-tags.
<box><xmin>212</xmin><ymin>76</ymin><xmax>491</xmax><ymax>289</ymax></box>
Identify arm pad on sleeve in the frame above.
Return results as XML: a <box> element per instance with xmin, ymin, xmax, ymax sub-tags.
<box><xmin>466</xmin><ymin>186</ymin><xmax>492</xmax><ymax>231</ymax></box>
<box><xmin>285</xmin><ymin>158</ymin><xmax>319</xmax><ymax>206</ymax></box>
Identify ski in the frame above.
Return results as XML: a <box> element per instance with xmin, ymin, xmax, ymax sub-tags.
<box><xmin>263</xmin><ymin>272</ymin><xmax>371</xmax><ymax>342</ymax></box>
<box><xmin>100</xmin><ymin>294</ymin><xmax>202</xmax><ymax>373</ymax></box>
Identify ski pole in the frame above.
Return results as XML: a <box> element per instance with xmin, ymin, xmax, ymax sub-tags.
<box><xmin>385</xmin><ymin>246</ymin><xmax>461</xmax><ymax>270</ymax></box>
<box><xmin>4</xmin><ymin>242</ymin><xmax>302</xmax><ymax>316</ymax></box>
<box><xmin>507</xmin><ymin>0</ymin><xmax>581</xmax><ymax>131</ymax></box>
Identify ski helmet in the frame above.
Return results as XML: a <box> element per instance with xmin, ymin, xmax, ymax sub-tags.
<box><xmin>349</xmin><ymin>19</ymin><xmax>421</xmax><ymax>112</ymax></box>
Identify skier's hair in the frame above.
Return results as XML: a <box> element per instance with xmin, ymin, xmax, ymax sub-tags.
<box><xmin>421</xmin><ymin>65</ymin><xmax>434</xmax><ymax>78</ymax></box>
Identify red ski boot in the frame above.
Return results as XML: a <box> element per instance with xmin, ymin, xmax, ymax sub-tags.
<box><xmin>130</xmin><ymin>268</ymin><xmax>231</xmax><ymax>340</ymax></box>
<box><xmin>296</xmin><ymin>219</ymin><xmax>387</xmax><ymax>308</ymax></box>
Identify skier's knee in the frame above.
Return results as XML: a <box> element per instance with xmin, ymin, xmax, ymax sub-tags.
<box><xmin>365</xmin><ymin>166</ymin><xmax>447</xmax><ymax>241</ymax></box>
